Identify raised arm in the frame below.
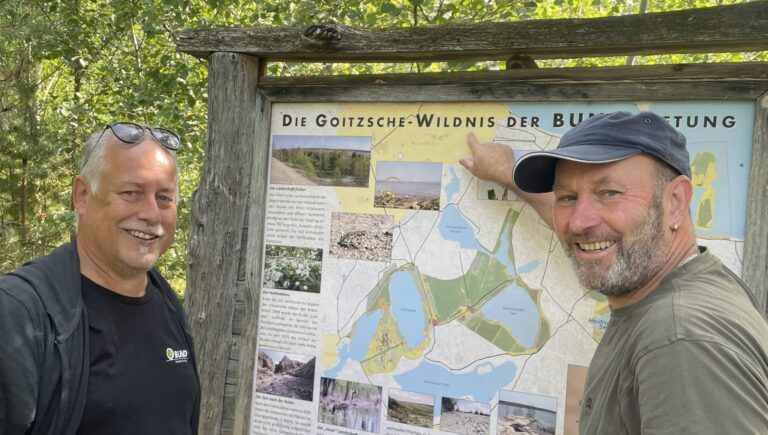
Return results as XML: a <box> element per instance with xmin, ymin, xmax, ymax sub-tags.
<box><xmin>459</xmin><ymin>133</ymin><xmax>554</xmax><ymax>228</ymax></box>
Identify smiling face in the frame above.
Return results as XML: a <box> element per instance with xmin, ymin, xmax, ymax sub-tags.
<box><xmin>74</xmin><ymin>137</ymin><xmax>178</xmax><ymax>280</ymax></box>
<box><xmin>552</xmin><ymin>154</ymin><xmax>671</xmax><ymax>297</ymax></box>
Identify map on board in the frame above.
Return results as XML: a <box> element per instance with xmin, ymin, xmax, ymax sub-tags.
<box><xmin>261</xmin><ymin>101</ymin><xmax>754</xmax><ymax>435</ymax></box>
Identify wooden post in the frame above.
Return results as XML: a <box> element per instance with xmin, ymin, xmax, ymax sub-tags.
<box><xmin>743</xmin><ymin>91</ymin><xmax>768</xmax><ymax>314</ymax></box>
<box><xmin>226</xmin><ymin>85</ymin><xmax>271</xmax><ymax>435</ymax></box>
<box><xmin>184</xmin><ymin>52</ymin><xmax>260</xmax><ymax>435</ymax></box>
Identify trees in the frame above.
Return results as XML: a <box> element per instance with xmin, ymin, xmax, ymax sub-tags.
<box><xmin>1</xmin><ymin>0</ymin><xmax>762</xmax><ymax>295</ymax></box>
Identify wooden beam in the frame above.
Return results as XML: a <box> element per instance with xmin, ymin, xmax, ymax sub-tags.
<box><xmin>229</xmin><ymin>93</ymin><xmax>271</xmax><ymax>435</ymax></box>
<box><xmin>743</xmin><ymin>91</ymin><xmax>768</xmax><ymax>314</ymax></box>
<box><xmin>177</xmin><ymin>2</ymin><xmax>768</xmax><ymax>61</ymax></box>
<box><xmin>184</xmin><ymin>52</ymin><xmax>260</xmax><ymax>435</ymax></box>
<box><xmin>257</xmin><ymin>82</ymin><xmax>768</xmax><ymax>104</ymax></box>
<box><xmin>258</xmin><ymin>63</ymin><xmax>768</xmax><ymax>86</ymax></box>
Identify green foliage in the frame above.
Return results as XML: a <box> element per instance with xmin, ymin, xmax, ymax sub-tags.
<box><xmin>273</xmin><ymin>148</ymin><xmax>371</xmax><ymax>184</ymax></box>
<box><xmin>0</xmin><ymin>0</ymin><xmax>763</xmax><ymax>300</ymax></box>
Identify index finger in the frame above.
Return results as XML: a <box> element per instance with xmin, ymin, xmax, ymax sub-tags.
<box><xmin>466</xmin><ymin>132</ymin><xmax>481</xmax><ymax>152</ymax></box>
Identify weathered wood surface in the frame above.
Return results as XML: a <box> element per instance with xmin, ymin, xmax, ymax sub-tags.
<box><xmin>184</xmin><ymin>53</ymin><xmax>260</xmax><ymax>435</ymax></box>
<box><xmin>261</xmin><ymin>63</ymin><xmax>768</xmax><ymax>85</ymax></box>
<box><xmin>177</xmin><ymin>2</ymin><xmax>768</xmax><ymax>61</ymax></box>
<box><xmin>257</xmin><ymin>63</ymin><xmax>768</xmax><ymax>101</ymax></box>
<box><xmin>743</xmin><ymin>92</ymin><xmax>768</xmax><ymax>314</ymax></box>
<box><xmin>258</xmin><ymin>79</ymin><xmax>768</xmax><ymax>103</ymax></box>
<box><xmin>225</xmin><ymin>95</ymin><xmax>271</xmax><ymax>435</ymax></box>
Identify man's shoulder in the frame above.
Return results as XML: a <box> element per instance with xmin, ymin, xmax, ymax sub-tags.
<box><xmin>0</xmin><ymin>241</ymin><xmax>82</xmax><ymax>322</ymax></box>
<box><xmin>616</xmin><ymin>253</ymin><xmax>765</xmax><ymax>352</ymax></box>
<box><xmin>672</xmin><ymin>252</ymin><xmax>762</xmax><ymax>321</ymax></box>
<box><xmin>2</xmin><ymin>241</ymin><xmax>77</xmax><ymax>284</ymax></box>
<box><xmin>639</xmin><ymin>252</ymin><xmax>768</xmax><ymax>357</ymax></box>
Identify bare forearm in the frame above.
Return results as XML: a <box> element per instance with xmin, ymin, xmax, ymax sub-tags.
<box><xmin>515</xmin><ymin>189</ymin><xmax>553</xmax><ymax>228</ymax></box>
<box><xmin>461</xmin><ymin>133</ymin><xmax>554</xmax><ymax>228</ymax></box>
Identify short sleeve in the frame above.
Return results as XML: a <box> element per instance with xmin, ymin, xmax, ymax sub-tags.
<box><xmin>635</xmin><ymin>339</ymin><xmax>768</xmax><ymax>435</ymax></box>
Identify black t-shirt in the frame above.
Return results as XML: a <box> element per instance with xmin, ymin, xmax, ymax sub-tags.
<box><xmin>77</xmin><ymin>275</ymin><xmax>198</xmax><ymax>435</ymax></box>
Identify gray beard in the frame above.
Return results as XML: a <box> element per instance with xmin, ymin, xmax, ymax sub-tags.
<box><xmin>564</xmin><ymin>194</ymin><xmax>668</xmax><ymax>298</ymax></box>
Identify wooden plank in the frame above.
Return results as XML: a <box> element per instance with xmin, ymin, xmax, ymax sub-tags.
<box><xmin>228</xmin><ymin>91</ymin><xmax>272</xmax><ymax>435</ymax></box>
<box><xmin>258</xmin><ymin>81</ymin><xmax>768</xmax><ymax>103</ymax></box>
<box><xmin>237</xmin><ymin>222</ymin><xmax>248</xmax><ymax>282</ymax></box>
<box><xmin>255</xmin><ymin>64</ymin><xmax>768</xmax><ymax>102</ymax></box>
<box><xmin>231</xmin><ymin>287</ymin><xmax>244</xmax><ymax>335</ymax></box>
<box><xmin>221</xmin><ymin>383</ymin><xmax>239</xmax><ymax>434</ymax></box>
<box><xmin>259</xmin><ymin>63</ymin><xmax>768</xmax><ymax>86</ymax></box>
<box><xmin>184</xmin><ymin>52</ymin><xmax>260</xmax><ymax>435</ymax></box>
<box><xmin>743</xmin><ymin>92</ymin><xmax>768</xmax><ymax>315</ymax></box>
<box><xmin>177</xmin><ymin>2</ymin><xmax>768</xmax><ymax>61</ymax></box>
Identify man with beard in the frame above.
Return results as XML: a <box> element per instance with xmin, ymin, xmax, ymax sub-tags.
<box><xmin>460</xmin><ymin>111</ymin><xmax>768</xmax><ymax>434</ymax></box>
<box><xmin>0</xmin><ymin>123</ymin><xmax>199</xmax><ymax>434</ymax></box>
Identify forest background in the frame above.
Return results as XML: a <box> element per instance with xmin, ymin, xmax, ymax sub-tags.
<box><xmin>1</xmin><ymin>0</ymin><xmax>765</xmax><ymax>297</ymax></box>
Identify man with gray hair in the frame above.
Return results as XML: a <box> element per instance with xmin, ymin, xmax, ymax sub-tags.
<box><xmin>461</xmin><ymin>111</ymin><xmax>768</xmax><ymax>434</ymax></box>
<box><xmin>0</xmin><ymin>122</ymin><xmax>200</xmax><ymax>434</ymax></box>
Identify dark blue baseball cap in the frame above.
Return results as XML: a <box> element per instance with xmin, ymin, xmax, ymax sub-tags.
<box><xmin>512</xmin><ymin>111</ymin><xmax>690</xmax><ymax>193</ymax></box>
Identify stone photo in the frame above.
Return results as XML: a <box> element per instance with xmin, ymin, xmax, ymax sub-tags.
<box><xmin>255</xmin><ymin>348</ymin><xmax>315</xmax><ymax>401</ymax></box>
<box><xmin>329</xmin><ymin>212</ymin><xmax>394</xmax><ymax>262</ymax></box>
<box><xmin>440</xmin><ymin>396</ymin><xmax>490</xmax><ymax>434</ymax></box>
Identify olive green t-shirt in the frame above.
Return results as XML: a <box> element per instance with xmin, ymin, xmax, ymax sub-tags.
<box><xmin>580</xmin><ymin>248</ymin><xmax>768</xmax><ymax>435</ymax></box>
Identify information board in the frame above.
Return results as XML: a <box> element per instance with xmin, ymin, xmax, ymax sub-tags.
<box><xmin>250</xmin><ymin>101</ymin><xmax>753</xmax><ymax>435</ymax></box>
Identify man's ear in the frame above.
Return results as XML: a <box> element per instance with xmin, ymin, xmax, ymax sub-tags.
<box><xmin>666</xmin><ymin>175</ymin><xmax>693</xmax><ymax>222</ymax></box>
<box><xmin>72</xmin><ymin>176</ymin><xmax>90</xmax><ymax>214</ymax></box>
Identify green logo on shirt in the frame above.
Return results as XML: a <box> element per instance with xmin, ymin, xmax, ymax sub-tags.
<box><xmin>166</xmin><ymin>347</ymin><xmax>189</xmax><ymax>363</ymax></box>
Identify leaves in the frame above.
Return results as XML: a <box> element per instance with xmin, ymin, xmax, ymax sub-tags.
<box><xmin>0</xmin><ymin>0</ymin><xmax>763</xmax><ymax>298</ymax></box>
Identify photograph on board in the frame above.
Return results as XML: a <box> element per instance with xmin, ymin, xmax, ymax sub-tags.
<box><xmin>374</xmin><ymin>161</ymin><xmax>442</xmax><ymax>210</ymax></box>
<box><xmin>497</xmin><ymin>390</ymin><xmax>557</xmax><ymax>435</ymax></box>
<box><xmin>255</xmin><ymin>348</ymin><xmax>315</xmax><ymax>402</ymax></box>
<box><xmin>270</xmin><ymin>135</ymin><xmax>371</xmax><ymax>187</ymax></box>
<box><xmin>387</xmin><ymin>388</ymin><xmax>434</xmax><ymax>429</ymax></box>
<box><xmin>329</xmin><ymin>212</ymin><xmax>394</xmax><ymax>262</ymax></box>
<box><xmin>262</xmin><ymin>244</ymin><xmax>323</xmax><ymax>293</ymax></box>
<box><xmin>318</xmin><ymin>377</ymin><xmax>382</xmax><ymax>433</ymax></box>
<box><xmin>440</xmin><ymin>396</ymin><xmax>491</xmax><ymax>435</ymax></box>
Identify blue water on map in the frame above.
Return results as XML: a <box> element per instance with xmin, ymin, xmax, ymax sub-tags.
<box><xmin>325</xmin><ymin>310</ymin><xmax>383</xmax><ymax>378</ymax></box>
<box><xmin>489</xmin><ymin>220</ymin><xmax>515</xmax><ymax>271</ymax></box>
<box><xmin>518</xmin><ymin>260</ymin><xmax>539</xmax><ymax>274</ymax></box>
<box><xmin>480</xmin><ymin>283</ymin><xmax>540</xmax><ymax>348</ymax></box>
<box><xmin>438</xmin><ymin>204</ymin><xmax>480</xmax><ymax>250</ymax></box>
<box><xmin>389</xmin><ymin>271</ymin><xmax>426</xmax><ymax>348</ymax></box>
<box><xmin>436</xmin><ymin>205</ymin><xmax>543</xmax><ymax>347</ymax></box>
<box><xmin>588</xmin><ymin>312</ymin><xmax>610</xmax><ymax>331</ymax></box>
<box><xmin>350</xmin><ymin>310</ymin><xmax>384</xmax><ymax>359</ymax></box>
<box><xmin>375</xmin><ymin>180</ymin><xmax>441</xmax><ymax>197</ymax></box>
<box><xmin>395</xmin><ymin>360</ymin><xmax>517</xmax><ymax>417</ymax></box>
<box><xmin>444</xmin><ymin>167</ymin><xmax>460</xmax><ymax>202</ymax></box>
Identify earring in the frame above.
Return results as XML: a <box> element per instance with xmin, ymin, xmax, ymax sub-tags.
<box><xmin>671</xmin><ymin>223</ymin><xmax>679</xmax><ymax>231</ymax></box>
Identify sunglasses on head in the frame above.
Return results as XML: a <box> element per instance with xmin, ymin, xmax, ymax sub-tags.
<box><xmin>104</xmin><ymin>122</ymin><xmax>181</xmax><ymax>151</ymax></box>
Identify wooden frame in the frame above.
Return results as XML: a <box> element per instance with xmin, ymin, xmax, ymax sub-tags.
<box><xmin>178</xmin><ymin>3</ymin><xmax>768</xmax><ymax>435</ymax></box>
